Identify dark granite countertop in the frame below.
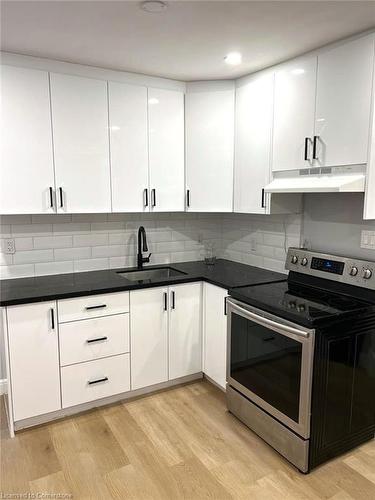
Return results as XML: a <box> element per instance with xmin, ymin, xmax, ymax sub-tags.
<box><xmin>0</xmin><ymin>259</ymin><xmax>286</xmax><ymax>307</ymax></box>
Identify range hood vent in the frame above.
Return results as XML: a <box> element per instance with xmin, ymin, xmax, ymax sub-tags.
<box><xmin>264</xmin><ymin>173</ymin><xmax>366</xmax><ymax>194</ymax></box>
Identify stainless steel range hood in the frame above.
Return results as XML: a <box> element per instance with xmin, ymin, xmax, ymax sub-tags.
<box><xmin>264</xmin><ymin>172</ymin><xmax>366</xmax><ymax>194</ymax></box>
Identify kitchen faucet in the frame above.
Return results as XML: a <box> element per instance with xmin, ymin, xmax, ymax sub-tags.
<box><xmin>137</xmin><ymin>226</ymin><xmax>151</xmax><ymax>269</ymax></box>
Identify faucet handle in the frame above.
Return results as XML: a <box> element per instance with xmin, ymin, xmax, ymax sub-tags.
<box><xmin>145</xmin><ymin>253</ymin><xmax>152</xmax><ymax>263</ymax></box>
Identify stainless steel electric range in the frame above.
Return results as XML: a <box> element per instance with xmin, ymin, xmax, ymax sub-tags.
<box><xmin>226</xmin><ymin>248</ymin><xmax>375</xmax><ymax>473</ymax></box>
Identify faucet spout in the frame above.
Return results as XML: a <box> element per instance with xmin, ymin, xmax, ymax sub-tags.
<box><xmin>137</xmin><ymin>226</ymin><xmax>151</xmax><ymax>269</ymax></box>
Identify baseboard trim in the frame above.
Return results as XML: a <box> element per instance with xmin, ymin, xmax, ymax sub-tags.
<box><xmin>0</xmin><ymin>378</ymin><xmax>7</xmax><ymax>396</ymax></box>
<box><xmin>14</xmin><ymin>372</ymin><xmax>203</xmax><ymax>432</ymax></box>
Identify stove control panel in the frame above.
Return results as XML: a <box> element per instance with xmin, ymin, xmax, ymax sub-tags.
<box><xmin>286</xmin><ymin>248</ymin><xmax>375</xmax><ymax>290</ymax></box>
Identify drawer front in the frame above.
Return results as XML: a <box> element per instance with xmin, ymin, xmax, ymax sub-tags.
<box><xmin>59</xmin><ymin>314</ymin><xmax>129</xmax><ymax>366</ymax></box>
<box><xmin>58</xmin><ymin>292</ymin><xmax>129</xmax><ymax>322</ymax></box>
<box><xmin>61</xmin><ymin>354</ymin><xmax>130</xmax><ymax>408</ymax></box>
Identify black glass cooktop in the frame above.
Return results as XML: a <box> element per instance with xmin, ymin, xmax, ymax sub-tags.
<box><xmin>230</xmin><ymin>281</ymin><xmax>375</xmax><ymax>327</ymax></box>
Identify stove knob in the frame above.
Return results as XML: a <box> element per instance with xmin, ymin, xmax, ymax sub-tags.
<box><xmin>349</xmin><ymin>266</ymin><xmax>358</xmax><ymax>277</ymax></box>
<box><xmin>363</xmin><ymin>269</ymin><xmax>373</xmax><ymax>280</ymax></box>
<box><xmin>301</xmin><ymin>257</ymin><xmax>308</xmax><ymax>267</ymax></box>
<box><xmin>291</xmin><ymin>255</ymin><xmax>299</xmax><ymax>264</ymax></box>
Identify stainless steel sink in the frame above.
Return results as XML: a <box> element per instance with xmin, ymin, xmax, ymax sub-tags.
<box><xmin>117</xmin><ymin>267</ymin><xmax>186</xmax><ymax>282</ymax></box>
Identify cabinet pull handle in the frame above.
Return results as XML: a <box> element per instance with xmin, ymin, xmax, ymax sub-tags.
<box><xmin>58</xmin><ymin>187</ymin><xmax>64</xmax><ymax>208</ymax></box>
<box><xmin>261</xmin><ymin>188</ymin><xmax>266</xmax><ymax>209</ymax></box>
<box><xmin>224</xmin><ymin>296</ymin><xmax>228</xmax><ymax>316</ymax></box>
<box><xmin>171</xmin><ymin>290</ymin><xmax>175</xmax><ymax>310</ymax></box>
<box><xmin>86</xmin><ymin>336</ymin><xmax>108</xmax><ymax>344</ymax></box>
<box><xmin>88</xmin><ymin>377</ymin><xmax>108</xmax><ymax>385</ymax></box>
<box><xmin>186</xmin><ymin>189</ymin><xmax>190</xmax><ymax>208</ymax></box>
<box><xmin>143</xmin><ymin>188</ymin><xmax>149</xmax><ymax>207</ymax></box>
<box><xmin>85</xmin><ymin>304</ymin><xmax>107</xmax><ymax>310</ymax></box>
<box><xmin>151</xmin><ymin>189</ymin><xmax>156</xmax><ymax>207</ymax></box>
<box><xmin>50</xmin><ymin>308</ymin><xmax>55</xmax><ymax>330</ymax></box>
<box><xmin>304</xmin><ymin>137</ymin><xmax>309</xmax><ymax>161</ymax></box>
<box><xmin>163</xmin><ymin>292</ymin><xmax>168</xmax><ymax>311</ymax></box>
<box><xmin>49</xmin><ymin>187</ymin><xmax>54</xmax><ymax>209</ymax></box>
<box><xmin>312</xmin><ymin>135</ymin><xmax>319</xmax><ymax>161</ymax></box>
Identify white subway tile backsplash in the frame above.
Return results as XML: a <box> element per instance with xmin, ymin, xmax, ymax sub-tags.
<box><xmin>53</xmin><ymin>223</ymin><xmax>91</xmax><ymax>235</ymax></box>
<box><xmin>0</xmin><ymin>263</ymin><xmax>35</xmax><ymax>279</ymax></box>
<box><xmin>33</xmin><ymin>235</ymin><xmax>73</xmax><ymax>249</ymax></box>
<box><xmin>0</xmin><ymin>215</ymin><xmax>32</xmax><ymax>225</ymax></box>
<box><xmin>31</xmin><ymin>214</ymin><xmax>72</xmax><ymax>224</ymax></box>
<box><xmin>54</xmin><ymin>247</ymin><xmax>91</xmax><ymax>261</ymax></box>
<box><xmin>91</xmin><ymin>221</ymin><xmax>125</xmax><ymax>232</ymax></box>
<box><xmin>12</xmin><ymin>224</ymin><xmax>53</xmax><ymax>237</ymax></box>
<box><xmin>91</xmin><ymin>245</ymin><xmax>126</xmax><ymax>258</ymax></box>
<box><xmin>13</xmin><ymin>249</ymin><xmax>54</xmax><ymax>264</ymax></box>
<box><xmin>35</xmin><ymin>261</ymin><xmax>74</xmax><ymax>276</ymax></box>
<box><xmin>73</xmin><ymin>233</ymin><xmax>109</xmax><ymax>247</ymax></box>
<box><xmin>0</xmin><ymin>225</ymin><xmax>12</xmax><ymax>237</ymax></box>
<box><xmin>73</xmin><ymin>258</ymin><xmax>109</xmax><ymax>272</ymax></box>
<box><xmin>14</xmin><ymin>237</ymin><xmax>34</xmax><ymax>251</ymax></box>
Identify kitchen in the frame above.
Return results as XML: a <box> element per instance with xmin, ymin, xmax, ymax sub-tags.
<box><xmin>1</xmin><ymin>1</ymin><xmax>375</xmax><ymax>498</ymax></box>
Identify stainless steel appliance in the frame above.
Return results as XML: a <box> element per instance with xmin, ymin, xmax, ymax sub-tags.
<box><xmin>226</xmin><ymin>248</ymin><xmax>375</xmax><ymax>473</ymax></box>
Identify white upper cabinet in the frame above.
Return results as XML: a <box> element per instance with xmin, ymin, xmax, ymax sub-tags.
<box><xmin>0</xmin><ymin>66</ymin><xmax>55</xmax><ymax>214</ymax></box>
<box><xmin>234</xmin><ymin>73</ymin><xmax>274</xmax><ymax>213</ymax></box>
<box><xmin>50</xmin><ymin>73</ymin><xmax>111</xmax><ymax>213</ymax></box>
<box><xmin>148</xmin><ymin>88</ymin><xmax>185</xmax><ymax>212</ymax></box>
<box><xmin>186</xmin><ymin>86</ymin><xmax>235</xmax><ymax>211</ymax></box>
<box><xmin>314</xmin><ymin>36</ymin><xmax>375</xmax><ymax>168</ymax></box>
<box><xmin>169</xmin><ymin>283</ymin><xmax>202</xmax><ymax>379</ymax></box>
<box><xmin>108</xmin><ymin>82</ymin><xmax>149</xmax><ymax>212</ymax></box>
<box><xmin>272</xmin><ymin>56</ymin><xmax>317</xmax><ymax>172</ymax></box>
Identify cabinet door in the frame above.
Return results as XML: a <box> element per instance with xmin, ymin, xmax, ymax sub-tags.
<box><xmin>148</xmin><ymin>88</ymin><xmax>185</xmax><ymax>212</ymax></box>
<box><xmin>169</xmin><ymin>283</ymin><xmax>202</xmax><ymax>379</ymax></box>
<box><xmin>0</xmin><ymin>66</ymin><xmax>55</xmax><ymax>214</ymax></box>
<box><xmin>203</xmin><ymin>283</ymin><xmax>228</xmax><ymax>390</ymax></box>
<box><xmin>234</xmin><ymin>74</ymin><xmax>273</xmax><ymax>213</ymax></box>
<box><xmin>130</xmin><ymin>287</ymin><xmax>168</xmax><ymax>390</ymax></box>
<box><xmin>186</xmin><ymin>88</ymin><xmax>234</xmax><ymax>211</ymax></box>
<box><xmin>7</xmin><ymin>302</ymin><xmax>60</xmax><ymax>421</ymax></box>
<box><xmin>108</xmin><ymin>82</ymin><xmax>149</xmax><ymax>212</ymax></box>
<box><xmin>50</xmin><ymin>73</ymin><xmax>111</xmax><ymax>213</ymax></box>
<box><xmin>315</xmin><ymin>36</ymin><xmax>374</xmax><ymax>167</ymax></box>
<box><xmin>272</xmin><ymin>56</ymin><xmax>317</xmax><ymax>172</ymax></box>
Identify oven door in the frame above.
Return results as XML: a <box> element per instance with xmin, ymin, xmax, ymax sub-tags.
<box><xmin>227</xmin><ymin>298</ymin><xmax>315</xmax><ymax>439</ymax></box>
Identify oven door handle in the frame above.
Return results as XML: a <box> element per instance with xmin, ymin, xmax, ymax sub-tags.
<box><xmin>228</xmin><ymin>300</ymin><xmax>312</xmax><ymax>339</ymax></box>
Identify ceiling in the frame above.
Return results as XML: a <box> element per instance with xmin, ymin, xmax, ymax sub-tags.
<box><xmin>1</xmin><ymin>1</ymin><xmax>375</xmax><ymax>81</ymax></box>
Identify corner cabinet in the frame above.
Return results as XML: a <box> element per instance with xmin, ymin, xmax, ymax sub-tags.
<box><xmin>50</xmin><ymin>73</ymin><xmax>111</xmax><ymax>213</ymax></box>
<box><xmin>148</xmin><ymin>88</ymin><xmax>185</xmax><ymax>212</ymax></box>
<box><xmin>186</xmin><ymin>84</ymin><xmax>235</xmax><ymax>212</ymax></box>
<box><xmin>6</xmin><ymin>302</ymin><xmax>61</xmax><ymax>421</ymax></box>
<box><xmin>0</xmin><ymin>66</ymin><xmax>55</xmax><ymax>214</ymax></box>
<box><xmin>203</xmin><ymin>283</ymin><xmax>228</xmax><ymax>390</ymax></box>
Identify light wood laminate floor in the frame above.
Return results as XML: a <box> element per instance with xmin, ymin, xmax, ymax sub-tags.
<box><xmin>1</xmin><ymin>380</ymin><xmax>375</xmax><ymax>499</ymax></box>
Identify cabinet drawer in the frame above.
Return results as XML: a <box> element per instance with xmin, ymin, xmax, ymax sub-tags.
<box><xmin>58</xmin><ymin>292</ymin><xmax>129</xmax><ymax>322</ymax></box>
<box><xmin>61</xmin><ymin>354</ymin><xmax>130</xmax><ymax>408</ymax></box>
<box><xmin>59</xmin><ymin>314</ymin><xmax>129</xmax><ymax>366</ymax></box>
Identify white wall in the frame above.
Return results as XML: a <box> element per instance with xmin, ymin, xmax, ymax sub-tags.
<box><xmin>302</xmin><ymin>193</ymin><xmax>375</xmax><ymax>260</ymax></box>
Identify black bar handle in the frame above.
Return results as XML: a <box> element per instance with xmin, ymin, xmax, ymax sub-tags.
<box><xmin>261</xmin><ymin>188</ymin><xmax>266</xmax><ymax>209</ymax></box>
<box><xmin>186</xmin><ymin>189</ymin><xmax>190</xmax><ymax>208</ymax></box>
<box><xmin>49</xmin><ymin>187</ymin><xmax>54</xmax><ymax>208</ymax></box>
<box><xmin>143</xmin><ymin>188</ymin><xmax>149</xmax><ymax>207</ymax></box>
<box><xmin>312</xmin><ymin>135</ymin><xmax>319</xmax><ymax>161</ymax></box>
<box><xmin>151</xmin><ymin>189</ymin><xmax>156</xmax><ymax>207</ymax></box>
<box><xmin>58</xmin><ymin>187</ymin><xmax>64</xmax><ymax>208</ymax></box>
<box><xmin>85</xmin><ymin>304</ymin><xmax>107</xmax><ymax>310</ymax></box>
<box><xmin>86</xmin><ymin>336</ymin><xmax>108</xmax><ymax>344</ymax></box>
<box><xmin>88</xmin><ymin>377</ymin><xmax>108</xmax><ymax>385</ymax></box>
<box><xmin>224</xmin><ymin>296</ymin><xmax>227</xmax><ymax>316</ymax></box>
<box><xmin>50</xmin><ymin>308</ymin><xmax>55</xmax><ymax>330</ymax></box>
<box><xmin>163</xmin><ymin>292</ymin><xmax>168</xmax><ymax>311</ymax></box>
<box><xmin>304</xmin><ymin>137</ymin><xmax>309</xmax><ymax>161</ymax></box>
<box><xmin>171</xmin><ymin>290</ymin><xmax>175</xmax><ymax>310</ymax></box>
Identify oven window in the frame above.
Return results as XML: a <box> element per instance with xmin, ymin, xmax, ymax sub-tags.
<box><xmin>230</xmin><ymin>312</ymin><xmax>302</xmax><ymax>423</ymax></box>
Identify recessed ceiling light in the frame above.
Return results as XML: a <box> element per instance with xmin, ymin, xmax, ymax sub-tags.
<box><xmin>141</xmin><ymin>1</ymin><xmax>167</xmax><ymax>13</ymax></box>
<box><xmin>224</xmin><ymin>52</ymin><xmax>242</xmax><ymax>66</ymax></box>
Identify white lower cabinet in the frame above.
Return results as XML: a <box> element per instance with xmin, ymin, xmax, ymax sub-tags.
<box><xmin>130</xmin><ymin>287</ymin><xmax>169</xmax><ymax>390</ymax></box>
<box><xmin>203</xmin><ymin>283</ymin><xmax>228</xmax><ymax>390</ymax></box>
<box><xmin>7</xmin><ymin>301</ymin><xmax>61</xmax><ymax>421</ymax></box>
<box><xmin>61</xmin><ymin>354</ymin><xmax>130</xmax><ymax>408</ymax></box>
<box><xmin>169</xmin><ymin>283</ymin><xmax>202</xmax><ymax>379</ymax></box>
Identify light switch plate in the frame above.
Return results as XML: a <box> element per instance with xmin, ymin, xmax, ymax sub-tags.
<box><xmin>360</xmin><ymin>231</ymin><xmax>375</xmax><ymax>250</ymax></box>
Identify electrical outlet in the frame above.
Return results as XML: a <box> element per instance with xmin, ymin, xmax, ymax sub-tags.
<box><xmin>3</xmin><ymin>238</ymin><xmax>16</xmax><ymax>254</ymax></box>
<box><xmin>360</xmin><ymin>231</ymin><xmax>375</xmax><ymax>250</ymax></box>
